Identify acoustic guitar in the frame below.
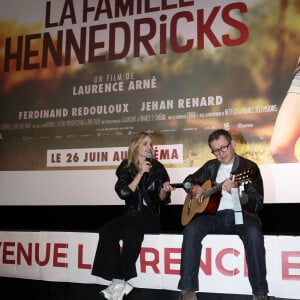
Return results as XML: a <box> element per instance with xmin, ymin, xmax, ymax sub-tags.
<box><xmin>181</xmin><ymin>168</ymin><xmax>256</xmax><ymax>226</ymax></box>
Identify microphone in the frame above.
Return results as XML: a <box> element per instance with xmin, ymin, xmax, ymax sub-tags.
<box><xmin>170</xmin><ymin>182</ymin><xmax>192</xmax><ymax>189</ymax></box>
<box><xmin>145</xmin><ymin>152</ymin><xmax>152</xmax><ymax>162</ymax></box>
<box><xmin>143</xmin><ymin>152</ymin><xmax>152</xmax><ymax>181</ymax></box>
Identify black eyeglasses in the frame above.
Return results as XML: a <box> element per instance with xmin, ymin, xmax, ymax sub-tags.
<box><xmin>211</xmin><ymin>141</ymin><xmax>231</xmax><ymax>155</ymax></box>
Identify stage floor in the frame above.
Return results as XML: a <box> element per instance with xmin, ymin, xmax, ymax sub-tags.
<box><xmin>0</xmin><ymin>277</ymin><xmax>291</xmax><ymax>300</ymax></box>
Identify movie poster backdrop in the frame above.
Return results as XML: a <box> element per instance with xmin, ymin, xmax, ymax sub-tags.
<box><xmin>0</xmin><ymin>0</ymin><xmax>300</xmax><ymax>204</ymax></box>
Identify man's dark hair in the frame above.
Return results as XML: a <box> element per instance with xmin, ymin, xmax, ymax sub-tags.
<box><xmin>208</xmin><ymin>129</ymin><xmax>232</xmax><ymax>144</ymax></box>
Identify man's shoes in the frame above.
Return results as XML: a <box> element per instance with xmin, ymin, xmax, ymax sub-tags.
<box><xmin>253</xmin><ymin>295</ymin><xmax>269</xmax><ymax>300</ymax></box>
<box><xmin>100</xmin><ymin>279</ymin><xmax>124</xmax><ymax>299</ymax></box>
<box><xmin>178</xmin><ymin>290</ymin><xmax>197</xmax><ymax>300</ymax></box>
<box><xmin>111</xmin><ymin>281</ymin><xmax>134</xmax><ymax>300</ymax></box>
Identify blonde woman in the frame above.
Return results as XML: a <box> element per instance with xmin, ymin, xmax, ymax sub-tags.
<box><xmin>92</xmin><ymin>131</ymin><xmax>174</xmax><ymax>300</ymax></box>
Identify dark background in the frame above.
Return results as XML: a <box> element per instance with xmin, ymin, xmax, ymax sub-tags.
<box><xmin>1</xmin><ymin>203</ymin><xmax>299</xmax><ymax>234</ymax></box>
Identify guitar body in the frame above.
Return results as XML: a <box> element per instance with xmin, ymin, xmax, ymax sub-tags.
<box><xmin>181</xmin><ymin>180</ymin><xmax>221</xmax><ymax>226</ymax></box>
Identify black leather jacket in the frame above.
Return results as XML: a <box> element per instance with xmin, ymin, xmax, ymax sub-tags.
<box><xmin>115</xmin><ymin>159</ymin><xmax>171</xmax><ymax>217</ymax></box>
<box><xmin>183</xmin><ymin>154</ymin><xmax>264</xmax><ymax>215</ymax></box>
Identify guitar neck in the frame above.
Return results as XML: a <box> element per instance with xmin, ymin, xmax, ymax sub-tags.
<box><xmin>201</xmin><ymin>181</ymin><xmax>223</xmax><ymax>199</ymax></box>
<box><xmin>199</xmin><ymin>168</ymin><xmax>255</xmax><ymax>201</ymax></box>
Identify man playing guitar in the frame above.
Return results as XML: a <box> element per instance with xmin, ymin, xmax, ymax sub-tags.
<box><xmin>177</xmin><ymin>129</ymin><xmax>269</xmax><ymax>300</ymax></box>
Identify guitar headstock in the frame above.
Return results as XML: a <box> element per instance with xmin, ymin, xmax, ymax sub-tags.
<box><xmin>231</xmin><ymin>168</ymin><xmax>257</xmax><ymax>184</ymax></box>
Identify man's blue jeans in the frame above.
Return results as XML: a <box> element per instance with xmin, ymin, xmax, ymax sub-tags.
<box><xmin>178</xmin><ymin>209</ymin><xmax>269</xmax><ymax>295</ymax></box>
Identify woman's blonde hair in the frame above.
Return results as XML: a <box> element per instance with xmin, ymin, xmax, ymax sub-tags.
<box><xmin>127</xmin><ymin>131</ymin><xmax>153</xmax><ymax>169</ymax></box>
